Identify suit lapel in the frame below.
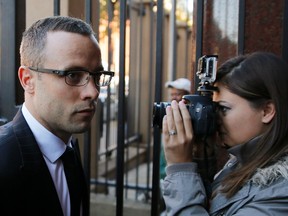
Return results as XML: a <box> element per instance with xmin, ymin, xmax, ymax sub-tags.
<box><xmin>13</xmin><ymin>110</ymin><xmax>63</xmax><ymax>215</ymax></box>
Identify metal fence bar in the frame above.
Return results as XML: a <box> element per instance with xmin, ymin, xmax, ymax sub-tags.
<box><xmin>83</xmin><ymin>0</ymin><xmax>92</xmax><ymax>213</ymax></box>
<box><xmin>117</xmin><ymin>0</ymin><xmax>127</xmax><ymax>215</ymax></box>
<box><xmin>168</xmin><ymin>0</ymin><xmax>177</xmax><ymax>81</ymax></box>
<box><xmin>53</xmin><ymin>0</ymin><xmax>60</xmax><ymax>16</ymax></box>
<box><xmin>146</xmin><ymin>0</ymin><xmax>155</xmax><ymax>200</ymax></box>
<box><xmin>195</xmin><ymin>0</ymin><xmax>204</xmax><ymax>92</ymax></box>
<box><xmin>105</xmin><ymin>0</ymin><xmax>114</xmax><ymax>195</ymax></box>
<box><xmin>85</xmin><ymin>0</ymin><xmax>92</xmax><ymax>23</ymax></box>
<box><xmin>151</xmin><ymin>1</ymin><xmax>164</xmax><ymax>215</ymax></box>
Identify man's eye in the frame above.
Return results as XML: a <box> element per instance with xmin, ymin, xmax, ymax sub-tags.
<box><xmin>66</xmin><ymin>72</ymin><xmax>82</xmax><ymax>80</ymax></box>
<box><xmin>94</xmin><ymin>74</ymin><xmax>101</xmax><ymax>80</ymax></box>
<box><xmin>93</xmin><ymin>74</ymin><xmax>102</xmax><ymax>84</ymax></box>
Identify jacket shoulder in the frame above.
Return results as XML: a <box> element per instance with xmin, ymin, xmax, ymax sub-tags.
<box><xmin>0</xmin><ymin>121</ymin><xmax>22</xmax><ymax>173</ymax></box>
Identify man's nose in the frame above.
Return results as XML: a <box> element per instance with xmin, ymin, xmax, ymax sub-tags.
<box><xmin>83</xmin><ymin>78</ymin><xmax>100</xmax><ymax>100</ymax></box>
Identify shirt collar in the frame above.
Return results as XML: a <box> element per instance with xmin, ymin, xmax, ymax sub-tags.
<box><xmin>22</xmin><ymin>103</ymin><xmax>72</xmax><ymax>163</ymax></box>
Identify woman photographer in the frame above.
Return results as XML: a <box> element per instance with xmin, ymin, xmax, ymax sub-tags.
<box><xmin>161</xmin><ymin>52</ymin><xmax>288</xmax><ymax>215</ymax></box>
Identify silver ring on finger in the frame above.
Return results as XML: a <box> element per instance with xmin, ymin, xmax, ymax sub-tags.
<box><xmin>168</xmin><ymin>130</ymin><xmax>177</xmax><ymax>136</ymax></box>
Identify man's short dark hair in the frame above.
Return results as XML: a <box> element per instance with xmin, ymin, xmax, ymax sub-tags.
<box><xmin>20</xmin><ymin>16</ymin><xmax>96</xmax><ymax>67</ymax></box>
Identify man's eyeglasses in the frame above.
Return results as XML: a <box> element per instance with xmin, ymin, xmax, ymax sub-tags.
<box><xmin>28</xmin><ymin>67</ymin><xmax>114</xmax><ymax>87</ymax></box>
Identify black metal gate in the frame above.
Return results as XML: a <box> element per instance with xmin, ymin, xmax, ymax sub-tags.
<box><xmin>3</xmin><ymin>0</ymin><xmax>280</xmax><ymax>215</ymax></box>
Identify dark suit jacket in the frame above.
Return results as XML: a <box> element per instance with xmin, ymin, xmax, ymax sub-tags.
<box><xmin>0</xmin><ymin>109</ymin><xmax>89</xmax><ymax>216</ymax></box>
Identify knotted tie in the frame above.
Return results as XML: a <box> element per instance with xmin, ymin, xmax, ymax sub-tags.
<box><xmin>61</xmin><ymin>146</ymin><xmax>82</xmax><ymax>216</ymax></box>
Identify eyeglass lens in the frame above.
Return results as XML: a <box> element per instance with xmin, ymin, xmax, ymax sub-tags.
<box><xmin>65</xmin><ymin>71</ymin><xmax>112</xmax><ymax>87</ymax></box>
<box><xmin>97</xmin><ymin>74</ymin><xmax>112</xmax><ymax>86</ymax></box>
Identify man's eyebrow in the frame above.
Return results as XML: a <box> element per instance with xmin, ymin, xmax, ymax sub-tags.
<box><xmin>63</xmin><ymin>65</ymin><xmax>104</xmax><ymax>72</ymax></box>
<box><xmin>94</xmin><ymin>66</ymin><xmax>104</xmax><ymax>72</ymax></box>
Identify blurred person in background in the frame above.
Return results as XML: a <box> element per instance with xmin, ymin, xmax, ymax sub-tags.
<box><xmin>165</xmin><ymin>78</ymin><xmax>191</xmax><ymax>103</ymax></box>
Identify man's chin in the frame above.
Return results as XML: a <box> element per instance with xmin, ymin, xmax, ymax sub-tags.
<box><xmin>71</xmin><ymin>123</ymin><xmax>92</xmax><ymax>134</ymax></box>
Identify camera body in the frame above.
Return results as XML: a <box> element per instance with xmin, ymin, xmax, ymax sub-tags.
<box><xmin>153</xmin><ymin>55</ymin><xmax>218</xmax><ymax>138</ymax></box>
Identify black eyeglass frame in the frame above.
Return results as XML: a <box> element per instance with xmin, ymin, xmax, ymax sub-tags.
<box><xmin>28</xmin><ymin>66</ymin><xmax>115</xmax><ymax>87</ymax></box>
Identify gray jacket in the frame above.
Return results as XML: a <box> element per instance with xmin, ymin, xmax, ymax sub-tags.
<box><xmin>162</xmin><ymin>151</ymin><xmax>288</xmax><ymax>215</ymax></box>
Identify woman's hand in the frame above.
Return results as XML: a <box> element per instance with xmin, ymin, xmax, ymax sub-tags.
<box><xmin>163</xmin><ymin>100</ymin><xmax>194</xmax><ymax>165</ymax></box>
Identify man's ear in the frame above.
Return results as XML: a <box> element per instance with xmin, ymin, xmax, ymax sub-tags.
<box><xmin>262</xmin><ymin>101</ymin><xmax>275</xmax><ymax>124</ymax></box>
<box><xmin>18</xmin><ymin>66</ymin><xmax>34</xmax><ymax>93</ymax></box>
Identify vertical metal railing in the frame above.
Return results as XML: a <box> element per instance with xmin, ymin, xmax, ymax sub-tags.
<box><xmin>146</xmin><ymin>0</ymin><xmax>156</xmax><ymax>203</ymax></box>
<box><xmin>53</xmin><ymin>0</ymin><xmax>60</xmax><ymax>16</ymax></box>
<box><xmin>168</xmin><ymin>0</ymin><xmax>177</xmax><ymax>81</ymax></box>
<box><xmin>116</xmin><ymin>0</ymin><xmax>127</xmax><ymax>215</ymax></box>
<box><xmin>282</xmin><ymin>0</ymin><xmax>288</xmax><ymax>62</ymax></box>
<box><xmin>84</xmin><ymin>0</ymin><xmax>93</xmax><ymax>213</ymax></box>
<box><xmin>151</xmin><ymin>1</ymin><xmax>164</xmax><ymax>215</ymax></box>
<box><xmin>195</xmin><ymin>0</ymin><xmax>204</xmax><ymax>92</ymax></box>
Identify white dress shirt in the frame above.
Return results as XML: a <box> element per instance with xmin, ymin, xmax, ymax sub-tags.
<box><xmin>22</xmin><ymin>103</ymin><xmax>71</xmax><ymax>216</ymax></box>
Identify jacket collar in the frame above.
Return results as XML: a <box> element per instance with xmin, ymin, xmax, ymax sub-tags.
<box><xmin>12</xmin><ymin>109</ymin><xmax>64</xmax><ymax>214</ymax></box>
<box><xmin>251</xmin><ymin>154</ymin><xmax>288</xmax><ymax>186</ymax></box>
<box><xmin>210</xmin><ymin>155</ymin><xmax>288</xmax><ymax>214</ymax></box>
<box><xmin>12</xmin><ymin>109</ymin><xmax>44</xmax><ymax>172</ymax></box>
<box><xmin>227</xmin><ymin>135</ymin><xmax>288</xmax><ymax>186</ymax></box>
<box><xmin>228</xmin><ymin>135</ymin><xmax>262</xmax><ymax>165</ymax></box>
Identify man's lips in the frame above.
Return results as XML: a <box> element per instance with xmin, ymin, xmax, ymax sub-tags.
<box><xmin>77</xmin><ymin>108</ymin><xmax>95</xmax><ymax>116</ymax></box>
<box><xmin>79</xmin><ymin>108</ymin><xmax>95</xmax><ymax>112</ymax></box>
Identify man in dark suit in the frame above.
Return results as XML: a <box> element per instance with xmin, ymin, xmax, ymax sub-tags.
<box><xmin>0</xmin><ymin>16</ymin><xmax>114</xmax><ymax>215</ymax></box>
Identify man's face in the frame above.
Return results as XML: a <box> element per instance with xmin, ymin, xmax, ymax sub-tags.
<box><xmin>25</xmin><ymin>31</ymin><xmax>102</xmax><ymax>142</ymax></box>
<box><xmin>169</xmin><ymin>88</ymin><xmax>187</xmax><ymax>102</ymax></box>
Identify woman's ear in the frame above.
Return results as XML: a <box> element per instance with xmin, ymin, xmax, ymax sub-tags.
<box><xmin>18</xmin><ymin>66</ymin><xmax>34</xmax><ymax>93</ymax></box>
<box><xmin>262</xmin><ymin>101</ymin><xmax>275</xmax><ymax>124</ymax></box>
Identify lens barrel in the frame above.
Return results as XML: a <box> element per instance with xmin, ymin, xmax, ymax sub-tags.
<box><xmin>152</xmin><ymin>102</ymin><xmax>170</xmax><ymax>128</ymax></box>
<box><xmin>152</xmin><ymin>95</ymin><xmax>217</xmax><ymax>137</ymax></box>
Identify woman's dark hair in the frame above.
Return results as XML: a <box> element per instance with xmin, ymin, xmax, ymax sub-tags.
<box><xmin>215</xmin><ymin>52</ymin><xmax>288</xmax><ymax>197</ymax></box>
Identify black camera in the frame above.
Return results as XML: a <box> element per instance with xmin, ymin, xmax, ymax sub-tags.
<box><xmin>153</xmin><ymin>55</ymin><xmax>218</xmax><ymax>138</ymax></box>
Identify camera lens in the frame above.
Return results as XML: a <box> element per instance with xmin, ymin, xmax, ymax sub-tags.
<box><xmin>152</xmin><ymin>102</ymin><xmax>170</xmax><ymax>128</ymax></box>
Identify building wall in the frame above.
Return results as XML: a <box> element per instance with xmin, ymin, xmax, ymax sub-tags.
<box><xmin>244</xmin><ymin>0</ymin><xmax>284</xmax><ymax>55</ymax></box>
<box><xmin>26</xmin><ymin>0</ymin><xmax>69</xmax><ymax>26</ymax></box>
<box><xmin>191</xmin><ymin>0</ymin><xmax>286</xmax><ymax>91</ymax></box>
